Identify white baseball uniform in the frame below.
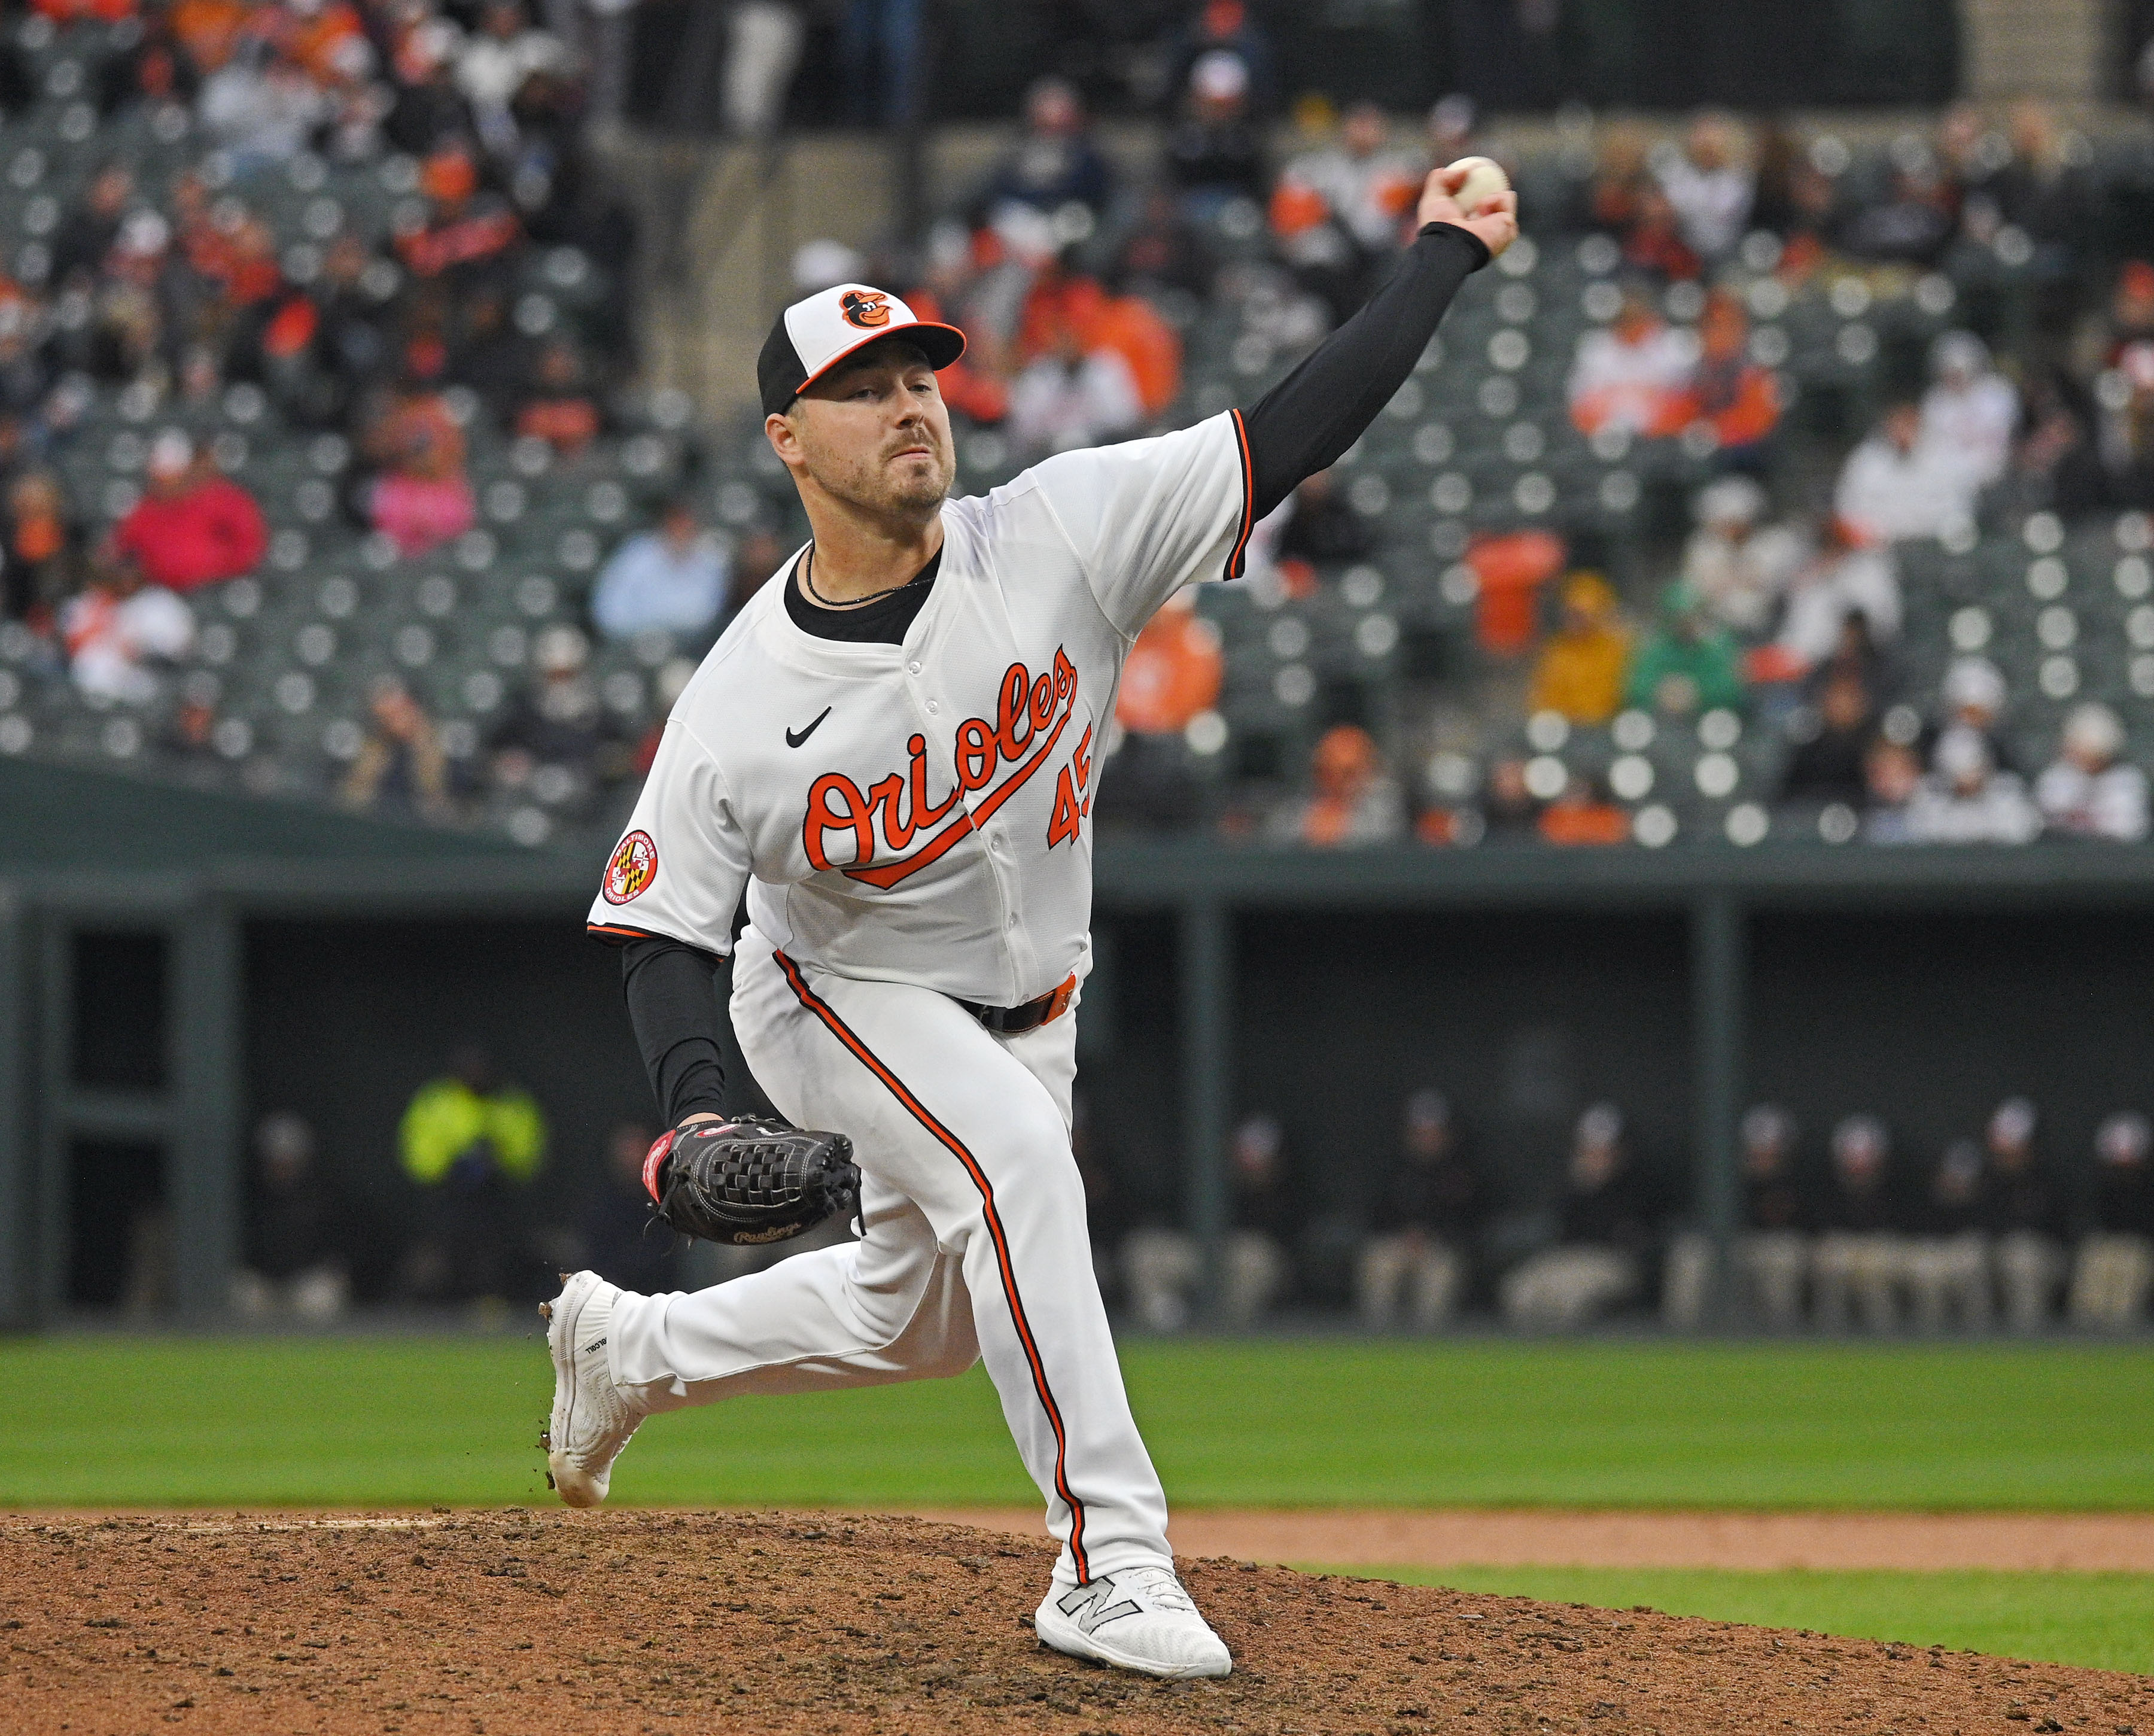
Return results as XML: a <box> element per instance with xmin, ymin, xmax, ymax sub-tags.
<box><xmin>586</xmin><ymin>410</ymin><xmax>1254</xmax><ymax>1586</ymax></box>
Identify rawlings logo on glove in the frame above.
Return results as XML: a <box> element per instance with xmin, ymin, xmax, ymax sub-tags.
<box><xmin>643</xmin><ymin>1116</ymin><xmax>861</xmax><ymax>1246</ymax></box>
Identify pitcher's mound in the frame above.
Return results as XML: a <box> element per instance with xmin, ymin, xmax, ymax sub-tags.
<box><xmin>4</xmin><ymin>1510</ymin><xmax>2146</xmax><ymax>1734</ymax></box>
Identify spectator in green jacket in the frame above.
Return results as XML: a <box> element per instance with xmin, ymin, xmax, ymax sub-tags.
<box><xmin>1624</xmin><ymin>581</ymin><xmax>1748</xmax><ymax>717</ymax></box>
<box><xmin>398</xmin><ymin>1045</ymin><xmax>548</xmax><ymax>1308</ymax></box>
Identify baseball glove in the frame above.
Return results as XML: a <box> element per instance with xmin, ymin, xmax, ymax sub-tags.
<box><xmin>642</xmin><ymin>1116</ymin><xmax>861</xmax><ymax>1246</ymax></box>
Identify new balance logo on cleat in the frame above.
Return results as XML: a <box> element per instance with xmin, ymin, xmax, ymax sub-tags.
<box><xmin>1058</xmin><ymin>1582</ymin><xmax>1142</xmax><ymax>1630</ymax></box>
<box><xmin>1033</xmin><ymin>1567</ymin><xmax>1231</xmax><ymax>1679</ymax></box>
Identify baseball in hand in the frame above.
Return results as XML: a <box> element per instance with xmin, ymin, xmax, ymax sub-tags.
<box><xmin>1448</xmin><ymin>156</ymin><xmax>1510</xmax><ymax>214</ymax></box>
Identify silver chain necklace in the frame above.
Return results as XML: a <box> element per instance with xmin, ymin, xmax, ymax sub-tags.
<box><xmin>799</xmin><ymin>542</ymin><xmax>933</xmax><ymax>610</ymax></box>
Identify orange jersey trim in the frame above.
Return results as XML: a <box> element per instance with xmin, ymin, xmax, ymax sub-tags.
<box><xmin>772</xmin><ymin>947</ymin><xmax>1092</xmax><ymax>1583</ymax></box>
<box><xmin>586</xmin><ymin>920</ymin><xmax>726</xmax><ymax>952</ymax></box>
<box><xmin>1224</xmin><ymin>408</ymin><xmax>1255</xmax><ymax>580</ymax></box>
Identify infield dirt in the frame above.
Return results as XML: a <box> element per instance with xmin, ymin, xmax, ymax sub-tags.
<box><xmin>4</xmin><ymin>1510</ymin><xmax>2148</xmax><ymax>1736</ymax></box>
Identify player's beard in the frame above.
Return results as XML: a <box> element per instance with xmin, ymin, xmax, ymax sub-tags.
<box><xmin>810</xmin><ymin>428</ymin><xmax>953</xmax><ymax>527</ymax></box>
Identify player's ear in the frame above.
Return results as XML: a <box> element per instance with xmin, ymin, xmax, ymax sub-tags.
<box><xmin>765</xmin><ymin>408</ymin><xmax>806</xmax><ymax>472</ymax></box>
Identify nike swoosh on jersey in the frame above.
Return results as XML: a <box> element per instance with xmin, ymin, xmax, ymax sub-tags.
<box><xmin>786</xmin><ymin>707</ymin><xmax>833</xmax><ymax>749</ymax></box>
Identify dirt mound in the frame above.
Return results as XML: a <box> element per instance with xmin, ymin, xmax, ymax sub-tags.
<box><xmin>3</xmin><ymin>1510</ymin><xmax>2147</xmax><ymax>1735</ymax></box>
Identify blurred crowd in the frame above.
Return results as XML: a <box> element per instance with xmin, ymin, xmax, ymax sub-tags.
<box><xmin>5</xmin><ymin>0</ymin><xmax>2154</xmax><ymax>855</ymax></box>
<box><xmin>1073</xmin><ymin>1087</ymin><xmax>2154</xmax><ymax>1336</ymax></box>
<box><xmin>777</xmin><ymin>22</ymin><xmax>2154</xmax><ymax>850</ymax></box>
<box><xmin>760</xmin><ymin>15</ymin><xmax>2150</xmax><ymax>852</ymax></box>
<box><xmin>0</xmin><ymin>0</ymin><xmax>673</xmax><ymax>825</ymax></box>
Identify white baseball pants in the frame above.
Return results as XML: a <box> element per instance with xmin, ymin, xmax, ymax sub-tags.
<box><xmin>607</xmin><ymin>925</ymin><xmax>1173</xmax><ymax>1588</ymax></box>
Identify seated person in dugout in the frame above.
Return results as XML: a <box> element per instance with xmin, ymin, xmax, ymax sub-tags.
<box><xmin>1982</xmin><ymin>1096</ymin><xmax>2067</xmax><ymax>1333</ymax></box>
<box><xmin>1811</xmin><ymin>1115</ymin><xmax>1904</xmax><ymax>1333</ymax></box>
<box><xmin>2070</xmin><ymin>1111</ymin><xmax>2154</xmax><ymax>1330</ymax></box>
<box><xmin>229</xmin><ymin>1111</ymin><xmax>349</xmax><ymax>1324</ymax></box>
<box><xmin>1500</xmin><ymin>1103</ymin><xmax>1659</xmax><ymax>1331</ymax></box>
<box><xmin>1903</xmin><ymin>1139</ymin><xmax>1991</xmax><ymax>1334</ymax></box>
<box><xmin>1356</xmin><ymin>1089</ymin><xmax>1480</xmax><ymax>1331</ymax></box>
<box><xmin>1662</xmin><ymin>1102</ymin><xmax>1812</xmax><ymax>1331</ymax></box>
<box><xmin>1122</xmin><ymin>1112</ymin><xmax>1299</xmax><ymax>1333</ymax></box>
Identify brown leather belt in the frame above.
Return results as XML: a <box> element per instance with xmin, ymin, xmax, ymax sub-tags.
<box><xmin>953</xmin><ymin>972</ymin><xmax>1077</xmax><ymax>1036</ymax></box>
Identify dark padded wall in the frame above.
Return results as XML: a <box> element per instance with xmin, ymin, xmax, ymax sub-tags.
<box><xmin>239</xmin><ymin>909</ymin><xmax>1698</xmax><ymax>1289</ymax></box>
<box><xmin>244</xmin><ymin>919</ymin><xmax>655</xmax><ymax>1298</ymax></box>
<box><xmin>1233</xmin><ymin>911</ymin><xmax>1693</xmax><ymax>1218</ymax></box>
<box><xmin>1748</xmin><ymin>911</ymin><xmax>2154</xmax><ymax>1214</ymax></box>
<box><xmin>236</xmin><ymin>905</ymin><xmax>2154</xmax><ymax>1304</ymax></box>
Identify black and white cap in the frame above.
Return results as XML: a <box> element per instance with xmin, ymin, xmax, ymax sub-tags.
<box><xmin>757</xmin><ymin>283</ymin><xmax>966</xmax><ymax>416</ymax></box>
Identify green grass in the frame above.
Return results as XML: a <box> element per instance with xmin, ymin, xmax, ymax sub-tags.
<box><xmin>1322</xmin><ymin>1565</ymin><xmax>2154</xmax><ymax>1676</ymax></box>
<box><xmin>1</xmin><ymin>1336</ymin><xmax>2149</xmax><ymax>1510</ymax></box>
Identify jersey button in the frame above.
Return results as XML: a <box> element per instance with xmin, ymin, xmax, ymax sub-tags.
<box><xmin>907</xmin><ymin>660</ymin><xmax>921</xmax><ymax>675</ymax></box>
<box><xmin>926</xmin><ymin>700</ymin><xmax>940</xmax><ymax>714</ymax></box>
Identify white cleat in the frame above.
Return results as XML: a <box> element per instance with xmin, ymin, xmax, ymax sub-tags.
<box><xmin>1033</xmin><ymin>1565</ymin><xmax>1233</xmax><ymax>1679</ymax></box>
<box><xmin>539</xmin><ymin>1270</ymin><xmax>644</xmax><ymax>1509</ymax></box>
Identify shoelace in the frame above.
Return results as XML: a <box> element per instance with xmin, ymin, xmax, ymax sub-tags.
<box><xmin>1118</xmin><ymin>1566</ymin><xmax>1195</xmax><ymax>1612</ymax></box>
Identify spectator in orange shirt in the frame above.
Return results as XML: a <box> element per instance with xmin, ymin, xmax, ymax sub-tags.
<box><xmin>35</xmin><ymin>0</ymin><xmax>137</xmax><ymax>19</ymax></box>
<box><xmin>169</xmin><ymin>0</ymin><xmax>252</xmax><ymax>78</ymax></box>
<box><xmin>1086</xmin><ymin>281</ymin><xmax>1182</xmax><ymax>418</ymax></box>
<box><xmin>1015</xmin><ymin>264</ymin><xmax>1182</xmax><ymax>418</ymax></box>
<box><xmin>1537</xmin><ymin>769</ymin><xmax>1630</xmax><ymax>846</ymax></box>
<box><xmin>274</xmin><ymin>0</ymin><xmax>370</xmax><ymax>89</ymax></box>
<box><xmin>111</xmin><ymin>430</ymin><xmax>267</xmax><ymax>594</ymax></box>
<box><xmin>1015</xmin><ymin>260</ymin><xmax>1101</xmax><ymax>365</ymax></box>
<box><xmin>512</xmin><ymin>338</ymin><xmax>603</xmax><ymax>456</ymax></box>
<box><xmin>398</xmin><ymin>143</ymin><xmax>521</xmax><ymax>287</ymax></box>
<box><xmin>1682</xmin><ymin>289</ymin><xmax>1781</xmax><ymax>457</ymax></box>
<box><xmin>1468</xmin><ymin>528</ymin><xmax>1566</xmax><ymax>656</ymax></box>
<box><xmin>196</xmin><ymin>206</ymin><xmax>284</xmax><ymax>315</ymax></box>
<box><xmin>1269</xmin><ymin>723</ymin><xmax>1403</xmax><ymax>848</ymax></box>
<box><xmin>1102</xmin><ymin>589</ymin><xmax>1225</xmax><ymax>834</ymax></box>
<box><xmin>1116</xmin><ymin>591</ymin><xmax>1223</xmax><ymax>737</ymax></box>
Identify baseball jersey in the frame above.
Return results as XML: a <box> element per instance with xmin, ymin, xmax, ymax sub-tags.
<box><xmin>589</xmin><ymin>411</ymin><xmax>1254</xmax><ymax>1007</ymax></box>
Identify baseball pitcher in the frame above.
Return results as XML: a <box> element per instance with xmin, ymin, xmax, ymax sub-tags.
<box><xmin>543</xmin><ymin>162</ymin><xmax>1516</xmax><ymax>1679</ymax></box>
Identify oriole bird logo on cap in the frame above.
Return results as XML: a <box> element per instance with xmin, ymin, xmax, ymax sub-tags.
<box><xmin>839</xmin><ymin>289</ymin><xmax>892</xmax><ymax>330</ymax></box>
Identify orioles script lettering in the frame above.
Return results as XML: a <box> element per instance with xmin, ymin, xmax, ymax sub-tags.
<box><xmin>802</xmin><ymin>649</ymin><xmax>1079</xmax><ymax>889</ymax></box>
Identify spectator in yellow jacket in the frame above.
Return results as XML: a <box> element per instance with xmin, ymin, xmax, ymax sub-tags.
<box><xmin>1528</xmin><ymin>572</ymin><xmax>1630</xmax><ymax>726</ymax></box>
<box><xmin>398</xmin><ymin>1045</ymin><xmax>547</xmax><ymax>1307</ymax></box>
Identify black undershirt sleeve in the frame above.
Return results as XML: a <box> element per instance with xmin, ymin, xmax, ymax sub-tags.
<box><xmin>620</xmin><ymin>934</ymin><xmax>733</xmax><ymax>1127</ymax></box>
<box><xmin>1242</xmin><ymin>221</ymin><xmax>1491</xmax><ymax>520</ymax></box>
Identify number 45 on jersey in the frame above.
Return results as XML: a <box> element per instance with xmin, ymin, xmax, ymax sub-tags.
<box><xmin>1047</xmin><ymin>725</ymin><xmax>1095</xmax><ymax>850</ymax></box>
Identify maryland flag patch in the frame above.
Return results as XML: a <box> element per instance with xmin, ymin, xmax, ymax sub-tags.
<box><xmin>603</xmin><ymin>830</ymin><xmax>658</xmax><ymax>904</ymax></box>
